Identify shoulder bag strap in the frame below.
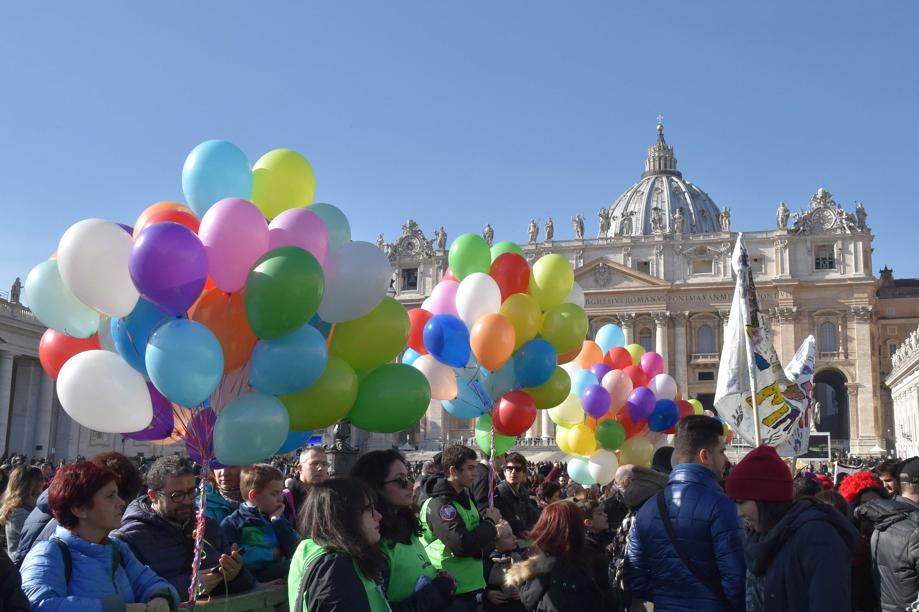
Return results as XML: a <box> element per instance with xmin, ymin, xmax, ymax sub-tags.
<box><xmin>656</xmin><ymin>491</ymin><xmax>737</xmax><ymax>611</ymax></box>
<box><xmin>50</xmin><ymin>537</ymin><xmax>72</xmax><ymax>584</ymax></box>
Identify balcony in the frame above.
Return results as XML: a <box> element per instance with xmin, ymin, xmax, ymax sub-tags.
<box><xmin>691</xmin><ymin>353</ymin><xmax>720</xmax><ymax>364</ymax></box>
<box><xmin>818</xmin><ymin>351</ymin><xmax>841</xmax><ymax>360</ymax></box>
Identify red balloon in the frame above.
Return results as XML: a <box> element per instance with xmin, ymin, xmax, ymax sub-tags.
<box><xmin>669</xmin><ymin>400</ymin><xmax>695</xmax><ymax>434</ymax></box>
<box><xmin>407</xmin><ymin>308</ymin><xmax>433</xmax><ymax>354</ymax></box>
<box><xmin>39</xmin><ymin>329</ymin><xmax>101</xmax><ymax>379</ymax></box>
<box><xmin>489</xmin><ymin>253</ymin><xmax>530</xmax><ymax>301</ymax></box>
<box><xmin>134</xmin><ymin>209</ymin><xmax>200</xmax><ymax>237</ymax></box>
<box><xmin>443</xmin><ymin>267</ymin><xmax>457</xmax><ymax>282</ymax></box>
<box><xmin>492</xmin><ymin>390</ymin><xmax>537</xmax><ymax>436</ymax></box>
<box><xmin>614</xmin><ymin>404</ymin><xmax>645</xmax><ymax>439</ymax></box>
<box><xmin>604</xmin><ymin>347</ymin><xmax>633</xmax><ymax>370</ymax></box>
<box><xmin>623</xmin><ymin>365</ymin><xmax>648</xmax><ymax>389</ymax></box>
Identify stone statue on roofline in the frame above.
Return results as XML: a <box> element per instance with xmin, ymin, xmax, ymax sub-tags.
<box><xmin>572</xmin><ymin>214</ymin><xmax>585</xmax><ymax>240</ymax></box>
<box><xmin>776</xmin><ymin>202</ymin><xmax>789</xmax><ymax>230</ymax></box>
<box><xmin>544</xmin><ymin>217</ymin><xmax>554</xmax><ymax>242</ymax></box>
<box><xmin>434</xmin><ymin>226</ymin><xmax>447</xmax><ymax>251</ymax></box>
<box><xmin>483</xmin><ymin>223</ymin><xmax>494</xmax><ymax>246</ymax></box>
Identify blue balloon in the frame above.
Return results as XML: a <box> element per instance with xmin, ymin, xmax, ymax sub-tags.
<box><xmin>309</xmin><ymin>203</ymin><xmax>352</xmax><ymax>250</ymax></box>
<box><xmin>443</xmin><ymin>377</ymin><xmax>491</xmax><ymax>419</ymax></box>
<box><xmin>401</xmin><ymin>348</ymin><xmax>422</xmax><ymax>366</ymax></box>
<box><xmin>423</xmin><ymin>314</ymin><xmax>471</xmax><ymax>368</ymax></box>
<box><xmin>25</xmin><ymin>260</ymin><xmax>99</xmax><ymax>338</ymax></box>
<box><xmin>649</xmin><ymin>399</ymin><xmax>680</xmax><ymax>432</ymax></box>
<box><xmin>276</xmin><ymin>430</ymin><xmax>313</xmax><ymax>454</ymax></box>
<box><xmin>514</xmin><ymin>339</ymin><xmax>557</xmax><ymax>388</ymax></box>
<box><xmin>214</xmin><ymin>392</ymin><xmax>290</xmax><ymax>465</ymax></box>
<box><xmin>482</xmin><ymin>360</ymin><xmax>517</xmax><ymax>398</ymax></box>
<box><xmin>182</xmin><ymin>140</ymin><xmax>253</xmax><ymax>217</ymax></box>
<box><xmin>146</xmin><ymin>319</ymin><xmax>224</xmax><ymax>407</ymax></box>
<box><xmin>111</xmin><ymin>298</ymin><xmax>175</xmax><ymax>378</ymax></box>
<box><xmin>454</xmin><ymin>354</ymin><xmax>482</xmax><ymax>383</ymax></box>
<box><xmin>308</xmin><ymin>313</ymin><xmax>333</xmax><ymax>339</ymax></box>
<box><xmin>595</xmin><ymin>323</ymin><xmax>626</xmax><ymax>354</ymax></box>
<box><xmin>570</xmin><ymin>368</ymin><xmax>600</xmax><ymax>398</ymax></box>
<box><xmin>250</xmin><ymin>324</ymin><xmax>328</xmax><ymax>395</ymax></box>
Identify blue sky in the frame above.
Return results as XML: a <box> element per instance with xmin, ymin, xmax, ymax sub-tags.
<box><xmin>2</xmin><ymin>2</ymin><xmax>918</xmax><ymax>294</ymax></box>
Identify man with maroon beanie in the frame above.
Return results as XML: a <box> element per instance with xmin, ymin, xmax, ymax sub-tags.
<box><xmin>726</xmin><ymin>445</ymin><xmax>857</xmax><ymax>612</ymax></box>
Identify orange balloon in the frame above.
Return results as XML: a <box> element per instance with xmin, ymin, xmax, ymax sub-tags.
<box><xmin>574</xmin><ymin>341</ymin><xmax>603</xmax><ymax>368</ymax></box>
<box><xmin>675</xmin><ymin>384</ymin><xmax>682</xmax><ymax>402</ymax></box>
<box><xmin>557</xmin><ymin>345</ymin><xmax>580</xmax><ymax>365</ymax></box>
<box><xmin>134</xmin><ymin>201</ymin><xmax>196</xmax><ymax>234</ymax></box>
<box><xmin>149</xmin><ymin>405</ymin><xmax>192</xmax><ymax>445</ymax></box>
<box><xmin>189</xmin><ymin>288</ymin><xmax>257</xmax><ymax>372</ymax></box>
<box><xmin>470</xmin><ymin>313</ymin><xmax>516</xmax><ymax>371</ymax></box>
<box><xmin>203</xmin><ymin>276</ymin><xmax>217</xmax><ymax>292</ymax></box>
<box><xmin>133</xmin><ymin>209</ymin><xmax>200</xmax><ymax>237</ymax></box>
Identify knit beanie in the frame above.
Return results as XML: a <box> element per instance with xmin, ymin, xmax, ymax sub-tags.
<box><xmin>725</xmin><ymin>445</ymin><xmax>793</xmax><ymax>503</ymax></box>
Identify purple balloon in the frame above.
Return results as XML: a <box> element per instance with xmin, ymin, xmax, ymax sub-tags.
<box><xmin>581</xmin><ymin>384</ymin><xmax>612</xmax><ymax>418</ymax></box>
<box><xmin>130</xmin><ymin>222</ymin><xmax>208</xmax><ymax>316</ymax></box>
<box><xmin>590</xmin><ymin>363</ymin><xmax>612</xmax><ymax>381</ymax></box>
<box><xmin>123</xmin><ymin>383</ymin><xmax>175</xmax><ymax>441</ymax></box>
<box><xmin>118</xmin><ymin>223</ymin><xmax>134</xmax><ymax>235</ymax></box>
<box><xmin>627</xmin><ymin>387</ymin><xmax>656</xmax><ymax>421</ymax></box>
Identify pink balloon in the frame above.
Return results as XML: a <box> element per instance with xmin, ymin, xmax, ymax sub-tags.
<box><xmin>601</xmin><ymin>369</ymin><xmax>633</xmax><ymax>410</ymax></box>
<box><xmin>198</xmin><ymin>198</ymin><xmax>270</xmax><ymax>293</ymax></box>
<box><xmin>639</xmin><ymin>351</ymin><xmax>664</xmax><ymax>378</ymax></box>
<box><xmin>430</xmin><ymin>280</ymin><xmax>459</xmax><ymax>317</ymax></box>
<box><xmin>267</xmin><ymin>208</ymin><xmax>330</xmax><ymax>266</ymax></box>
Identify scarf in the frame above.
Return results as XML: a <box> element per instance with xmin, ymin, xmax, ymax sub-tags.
<box><xmin>217</xmin><ymin>484</ymin><xmax>244</xmax><ymax>504</ymax></box>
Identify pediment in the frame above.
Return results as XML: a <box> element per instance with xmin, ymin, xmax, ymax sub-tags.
<box><xmin>575</xmin><ymin>257</ymin><xmax>670</xmax><ymax>290</ymax></box>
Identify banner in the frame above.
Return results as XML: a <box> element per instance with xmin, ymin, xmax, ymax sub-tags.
<box><xmin>714</xmin><ymin>234</ymin><xmax>816</xmax><ymax>454</ymax></box>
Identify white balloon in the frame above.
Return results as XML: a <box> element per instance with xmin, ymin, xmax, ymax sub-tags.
<box><xmin>588</xmin><ymin>449</ymin><xmax>620</xmax><ymax>485</ymax></box>
<box><xmin>57</xmin><ymin>350</ymin><xmax>152</xmax><ymax>433</ymax></box>
<box><xmin>420</xmin><ymin>297</ymin><xmax>434</xmax><ymax>312</ymax></box>
<box><xmin>317</xmin><ymin>241</ymin><xmax>392</xmax><ymax>323</ymax></box>
<box><xmin>97</xmin><ymin>314</ymin><xmax>117</xmax><ymax>353</ymax></box>
<box><xmin>565</xmin><ymin>282</ymin><xmax>586</xmax><ymax>308</ymax></box>
<box><xmin>560</xmin><ymin>361</ymin><xmax>581</xmax><ymax>378</ymax></box>
<box><xmin>455</xmin><ymin>273</ymin><xmax>501</xmax><ymax>328</ymax></box>
<box><xmin>413</xmin><ymin>355</ymin><xmax>458</xmax><ymax>400</ymax></box>
<box><xmin>648</xmin><ymin>373</ymin><xmax>678</xmax><ymax>401</ymax></box>
<box><xmin>58</xmin><ymin>219</ymin><xmax>139</xmax><ymax>317</ymax></box>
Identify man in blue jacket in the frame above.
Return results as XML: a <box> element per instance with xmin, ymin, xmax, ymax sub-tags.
<box><xmin>625</xmin><ymin>415</ymin><xmax>746</xmax><ymax>611</ymax></box>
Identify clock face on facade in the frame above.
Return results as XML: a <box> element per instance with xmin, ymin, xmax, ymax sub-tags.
<box><xmin>813</xmin><ymin>207</ymin><xmax>835</xmax><ymax>230</ymax></box>
<box><xmin>400</xmin><ymin>236</ymin><xmax>421</xmax><ymax>256</ymax></box>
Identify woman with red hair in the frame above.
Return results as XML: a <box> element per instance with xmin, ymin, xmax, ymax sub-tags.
<box><xmin>19</xmin><ymin>462</ymin><xmax>178</xmax><ymax>611</ymax></box>
<box><xmin>505</xmin><ymin>501</ymin><xmax>602</xmax><ymax>610</ymax></box>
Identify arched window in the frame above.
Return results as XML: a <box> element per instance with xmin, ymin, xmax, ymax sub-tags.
<box><xmin>639</xmin><ymin>327</ymin><xmax>653</xmax><ymax>352</ymax></box>
<box><xmin>697</xmin><ymin>324</ymin><xmax>715</xmax><ymax>354</ymax></box>
<box><xmin>820</xmin><ymin>321</ymin><xmax>838</xmax><ymax>352</ymax></box>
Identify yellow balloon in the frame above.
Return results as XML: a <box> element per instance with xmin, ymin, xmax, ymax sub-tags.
<box><xmin>619</xmin><ymin>436</ymin><xmax>653</xmax><ymax>467</ymax></box>
<box><xmin>528</xmin><ymin>254</ymin><xmax>574</xmax><ymax>310</ymax></box>
<box><xmin>568</xmin><ymin>423</ymin><xmax>598</xmax><ymax>457</ymax></box>
<box><xmin>548</xmin><ymin>394</ymin><xmax>584</xmax><ymax>428</ymax></box>
<box><xmin>251</xmin><ymin>149</ymin><xmax>316</xmax><ymax>220</ymax></box>
<box><xmin>499</xmin><ymin>293</ymin><xmax>542</xmax><ymax>349</ymax></box>
<box><xmin>625</xmin><ymin>343</ymin><xmax>646</xmax><ymax>366</ymax></box>
<box><xmin>556</xmin><ymin>426</ymin><xmax>575</xmax><ymax>455</ymax></box>
<box><xmin>688</xmin><ymin>398</ymin><xmax>704</xmax><ymax>415</ymax></box>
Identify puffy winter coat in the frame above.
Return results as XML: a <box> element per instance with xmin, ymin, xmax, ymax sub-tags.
<box><xmin>0</xmin><ymin>549</ymin><xmax>29</xmax><ymax>611</ymax></box>
<box><xmin>624</xmin><ymin>463</ymin><xmax>746</xmax><ymax>611</ymax></box>
<box><xmin>494</xmin><ymin>481</ymin><xmax>539</xmax><ymax>538</ymax></box>
<box><xmin>112</xmin><ymin>497</ymin><xmax>255</xmax><ymax>597</ymax></box>
<box><xmin>20</xmin><ymin>525</ymin><xmax>179</xmax><ymax>612</ymax></box>
<box><xmin>221</xmin><ymin>502</ymin><xmax>299</xmax><ymax>581</ymax></box>
<box><xmin>855</xmin><ymin>495</ymin><xmax>919</xmax><ymax>612</ymax></box>
<box><xmin>12</xmin><ymin>488</ymin><xmax>55</xmax><ymax>566</ymax></box>
<box><xmin>505</xmin><ymin>553</ymin><xmax>602</xmax><ymax>611</ymax></box>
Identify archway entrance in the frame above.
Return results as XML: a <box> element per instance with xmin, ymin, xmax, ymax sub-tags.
<box><xmin>813</xmin><ymin>369</ymin><xmax>850</xmax><ymax>447</ymax></box>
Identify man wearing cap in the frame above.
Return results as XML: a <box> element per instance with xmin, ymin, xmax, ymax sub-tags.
<box><xmin>855</xmin><ymin>456</ymin><xmax>919</xmax><ymax>611</ymax></box>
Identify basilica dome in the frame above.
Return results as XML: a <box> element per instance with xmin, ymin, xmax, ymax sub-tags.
<box><xmin>607</xmin><ymin>123</ymin><xmax>723</xmax><ymax>236</ymax></box>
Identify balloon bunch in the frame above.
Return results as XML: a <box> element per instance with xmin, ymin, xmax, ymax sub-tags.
<box><xmin>403</xmin><ymin>234</ymin><xmax>588</xmax><ymax>459</ymax></box>
<box><xmin>553</xmin><ymin>323</ymin><xmax>707</xmax><ymax>486</ymax></box>
<box><xmin>28</xmin><ymin>140</ymin><xmax>430</xmax><ymax>468</ymax></box>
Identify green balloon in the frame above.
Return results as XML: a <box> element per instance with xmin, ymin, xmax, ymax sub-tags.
<box><xmin>490</xmin><ymin>241</ymin><xmax>525</xmax><ymax>261</ymax></box>
<box><xmin>475</xmin><ymin>413</ymin><xmax>516</xmax><ymax>455</ymax></box>
<box><xmin>347</xmin><ymin>364</ymin><xmax>431</xmax><ymax>433</ymax></box>
<box><xmin>540</xmin><ymin>303</ymin><xmax>589</xmax><ymax>354</ymax></box>
<box><xmin>245</xmin><ymin>246</ymin><xmax>324</xmax><ymax>340</ymax></box>
<box><xmin>280</xmin><ymin>356</ymin><xmax>358</xmax><ymax>430</ymax></box>
<box><xmin>448</xmin><ymin>233</ymin><xmax>491</xmax><ymax>280</ymax></box>
<box><xmin>329</xmin><ymin>297</ymin><xmax>409</xmax><ymax>369</ymax></box>
<box><xmin>523</xmin><ymin>367</ymin><xmax>571</xmax><ymax>409</ymax></box>
<box><xmin>595</xmin><ymin>420</ymin><xmax>626</xmax><ymax>451</ymax></box>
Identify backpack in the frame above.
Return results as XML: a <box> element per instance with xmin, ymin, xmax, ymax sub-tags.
<box><xmin>50</xmin><ymin>537</ymin><xmax>123</xmax><ymax>585</ymax></box>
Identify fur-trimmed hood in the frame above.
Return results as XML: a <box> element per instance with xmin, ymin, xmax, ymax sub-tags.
<box><xmin>504</xmin><ymin>553</ymin><xmax>555</xmax><ymax>588</ymax></box>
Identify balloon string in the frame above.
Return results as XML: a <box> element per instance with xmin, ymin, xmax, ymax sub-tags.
<box><xmin>186</xmin><ymin>463</ymin><xmax>209</xmax><ymax>608</ymax></box>
<box><xmin>488</xmin><ymin>426</ymin><xmax>496</xmax><ymax>509</ymax></box>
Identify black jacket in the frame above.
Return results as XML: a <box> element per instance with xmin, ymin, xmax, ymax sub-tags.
<box><xmin>505</xmin><ymin>554</ymin><xmax>602</xmax><ymax>612</ymax></box>
<box><xmin>855</xmin><ymin>495</ymin><xmax>919</xmax><ymax>612</ymax></box>
<box><xmin>494</xmin><ymin>482</ymin><xmax>539</xmax><ymax>538</ymax></box>
<box><xmin>0</xmin><ymin>550</ymin><xmax>28</xmax><ymax>611</ymax></box>
<box><xmin>424</xmin><ymin>477</ymin><xmax>497</xmax><ymax>559</ymax></box>
<box><xmin>473</xmin><ymin>462</ymin><xmax>493</xmax><ymax>512</ymax></box>
<box><xmin>12</xmin><ymin>488</ymin><xmax>55</xmax><ymax>566</ymax></box>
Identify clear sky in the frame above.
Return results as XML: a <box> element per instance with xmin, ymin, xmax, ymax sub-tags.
<box><xmin>2</xmin><ymin>2</ymin><xmax>918</xmax><ymax>295</ymax></box>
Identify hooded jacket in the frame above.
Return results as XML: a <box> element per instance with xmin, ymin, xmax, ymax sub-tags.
<box><xmin>624</xmin><ymin>463</ymin><xmax>746</xmax><ymax>611</ymax></box>
<box><xmin>855</xmin><ymin>495</ymin><xmax>919</xmax><ymax>612</ymax></box>
<box><xmin>746</xmin><ymin>500</ymin><xmax>857</xmax><ymax>612</ymax></box>
<box><xmin>111</xmin><ymin>497</ymin><xmax>254</xmax><ymax>597</ymax></box>
<box><xmin>198</xmin><ymin>482</ymin><xmax>240</xmax><ymax>525</ymax></box>
<box><xmin>12</xmin><ymin>488</ymin><xmax>56</xmax><ymax>566</ymax></box>
<box><xmin>220</xmin><ymin>502</ymin><xmax>299</xmax><ymax>581</ymax></box>
<box><xmin>505</xmin><ymin>553</ymin><xmax>602</xmax><ymax>611</ymax></box>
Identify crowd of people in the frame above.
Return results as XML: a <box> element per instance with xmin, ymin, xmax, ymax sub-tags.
<box><xmin>1</xmin><ymin>416</ymin><xmax>919</xmax><ymax>610</ymax></box>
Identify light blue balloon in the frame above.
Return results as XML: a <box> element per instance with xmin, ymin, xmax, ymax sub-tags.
<box><xmin>570</xmin><ymin>368</ymin><xmax>600</xmax><ymax>398</ymax></box>
<box><xmin>567</xmin><ymin>456</ymin><xmax>597</xmax><ymax>485</ymax></box>
<box><xmin>146</xmin><ymin>319</ymin><xmax>224</xmax><ymax>407</ymax></box>
<box><xmin>214</xmin><ymin>392</ymin><xmax>290</xmax><ymax>465</ymax></box>
<box><xmin>482</xmin><ymin>360</ymin><xmax>517</xmax><ymax>398</ymax></box>
<box><xmin>276</xmin><ymin>430</ymin><xmax>313</xmax><ymax>454</ymax></box>
<box><xmin>111</xmin><ymin>298</ymin><xmax>174</xmax><ymax>378</ymax></box>
<box><xmin>401</xmin><ymin>348</ymin><xmax>422</xmax><ymax>366</ymax></box>
<box><xmin>182</xmin><ymin>140</ymin><xmax>253</xmax><ymax>217</ymax></box>
<box><xmin>309</xmin><ymin>203</ymin><xmax>351</xmax><ymax>249</ymax></box>
<box><xmin>595</xmin><ymin>323</ymin><xmax>626</xmax><ymax>354</ymax></box>
<box><xmin>443</xmin><ymin>377</ymin><xmax>490</xmax><ymax>419</ymax></box>
<box><xmin>453</xmin><ymin>354</ymin><xmax>481</xmax><ymax>383</ymax></box>
<box><xmin>25</xmin><ymin>260</ymin><xmax>99</xmax><ymax>338</ymax></box>
<box><xmin>250</xmin><ymin>324</ymin><xmax>328</xmax><ymax>395</ymax></box>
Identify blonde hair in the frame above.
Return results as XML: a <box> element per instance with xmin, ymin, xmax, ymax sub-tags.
<box><xmin>494</xmin><ymin>519</ymin><xmax>514</xmax><ymax>539</ymax></box>
<box><xmin>239</xmin><ymin>464</ymin><xmax>284</xmax><ymax>498</ymax></box>
<box><xmin>0</xmin><ymin>466</ymin><xmax>43</xmax><ymax>525</ymax></box>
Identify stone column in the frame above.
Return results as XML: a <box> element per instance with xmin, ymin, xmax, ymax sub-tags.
<box><xmin>672</xmin><ymin>313</ymin><xmax>689</xmax><ymax>393</ymax></box>
<box><xmin>541</xmin><ymin>410</ymin><xmax>553</xmax><ymax>443</ymax></box>
<box><xmin>773</xmin><ymin>307</ymin><xmax>798</xmax><ymax>365</ymax></box>
<box><xmin>652</xmin><ymin>312</ymin><xmax>671</xmax><ymax>370</ymax></box>
<box><xmin>0</xmin><ymin>350</ymin><xmax>14</xmax><ymax>457</ymax></box>
<box><xmin>718</xmin><ymin>310</ymin><xmax>731</xmax><ymax>350</ymax></box>
<box><xmin>32</xmin><ymin>372</ymin><xmax>55</xmax><ymax>457</ymax></box>
<box><xmin>851</xmin><ymin>306</ymin><xmax>878</xmax><ymax>450</ymax></box>
<box><xmin>18</xmin><ymin>362</ymin><xmax>41</xmax><ymax>457</ymax></box>
<box><xmin>619</xmin><ymin>313</ymin><xmax>635</xmax><ymax>345</ymax></box>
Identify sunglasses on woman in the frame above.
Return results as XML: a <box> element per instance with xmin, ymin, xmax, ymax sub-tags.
<box><xmin>382</xmin><ymin>475</ymin><xmax>414</xmax><ymax>489</ymax></box>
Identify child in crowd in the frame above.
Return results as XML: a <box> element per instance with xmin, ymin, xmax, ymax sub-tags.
<box><xmin>484</xmin><ymin>520</ymin><xmax>527</xmax><ymax>611</ymax></box>
<box><xmin>221</xmin><ymin>464</ymin><xmax>300</xmax><ymax>582</ymax></box>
